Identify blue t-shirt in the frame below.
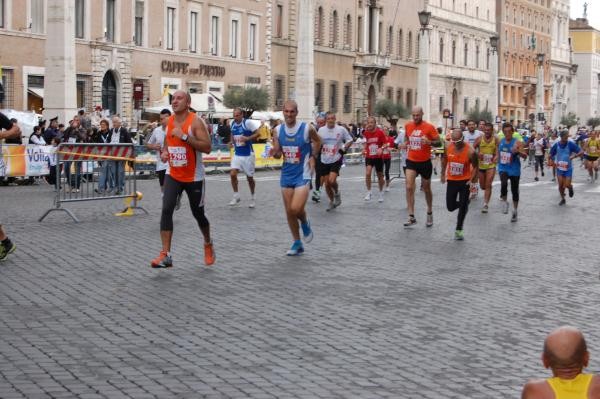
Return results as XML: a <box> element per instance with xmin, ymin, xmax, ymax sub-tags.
<box><xmin>550</xmin><ymin>140</ymin><xmax>581</xmax><ymax>173</ymax></box>
<box><xmin>231</xmin><ymin>119</ymin><xmax>257</xmax><ymax>157</ymax></box>
<box><xmin>497</xmin><ymin>137</ymin><xmax>521</xmax><ymax>176</ymax></box>
<box><xmin>278</xmin><ymin>122</ymin><xmax>312</xmax><ymax>187</ymax></box>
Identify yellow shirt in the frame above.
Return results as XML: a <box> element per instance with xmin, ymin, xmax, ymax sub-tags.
<box><xmin>586</xmin><ymin>139</ymin><xmax>600</xmax><ymax>157</ymax></box>
<box><xmin>547</xmin><ymin>373</ymin><xmax>593</xmax><ymax>399</ymax></box>
<box><xmin>478</xmin><ymin>135</ymin><xmax>497</xmax><ymax>170</ymax></box>
<box><xmin>257</xmin><ymin>124</ymin><xmax>271</xmax><ymax>141</ymax></box>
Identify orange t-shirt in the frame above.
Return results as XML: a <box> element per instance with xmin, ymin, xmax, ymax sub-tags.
<box><xmin>405</xmin><ymin>121</ymin><xmax>439</xmax><ymax>162</ymax></box>
<box><xmin>445</xmin><ymin>142</ymin><xmax>472</xmax><ymax>181</ymax></box>
<box><xmin>165</xmin><ymin>112</ymin><xmax>203</xmax><ymax>183</ymax></box>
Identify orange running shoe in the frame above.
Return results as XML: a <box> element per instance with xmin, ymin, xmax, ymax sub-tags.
<box><xmin>204</xmin><ymin>242</ymin><xmax>215</xmax><ymax>266</ymax></box>
<box><xmin>151</xmin><ymin>251</ymin><xmax>173</xmax><ymax>268</ymax></box>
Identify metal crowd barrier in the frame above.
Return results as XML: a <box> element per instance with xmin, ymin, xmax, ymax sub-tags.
<box><xmin>39</xmin><ymin>143</ymin><xmax>148</xmax><ymax>223</ymax></box>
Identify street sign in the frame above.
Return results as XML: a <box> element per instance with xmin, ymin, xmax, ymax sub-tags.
<box><xmin>495</xmin><ymin>116</ymin><xmax>502</xmax><ymax>124</ymax></box>
<box><xmin>133</xmin><ymin>83</ymin><xmax>144</xmax><ymax>100</ymax></box>
<box><xmin>207</xmin><ymin>95</ymin><xmax>215</xmax><ymax>113</ymax></box>
<box><xmin>442</xmin><ymin>108</ymin><xmax>451</xmax><ymax>119</ymax></box>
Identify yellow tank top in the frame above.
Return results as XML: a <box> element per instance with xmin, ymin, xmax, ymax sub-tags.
<box><xmin>587</xmin><ymin>139</ymin><xmax>600</xmax><ymax>157</ymax></box>
<box><xmin>547</xmin><ymin>373</ymin><xmax>593</xmax><ymax>399</ymax></box>
<box><xmin>478</xmin><ymin>135</ymin><xmax>497</xmax><ymax>170</ymax></box>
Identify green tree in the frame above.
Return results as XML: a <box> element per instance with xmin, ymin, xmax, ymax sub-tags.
<box><xmin>560</xmin><ymin>112</ymin><xmax>578</xmax><ymax>128</ymax></box>
<box><xmin>223</xmin><ymin>86</ymin><xmax>270</xmax><ymax>118</ymax></box>
<box><xmin>587</xmin><ymin>117</ymin><xmax>600</xmax><ymax>128</ymax></box>
<box><xmin>374</xmin><ymin>99</ymin><xmax>408</xmax><ymax>129</ymax></box>
<box><xmin>466</xmin><ymin>106</ymin><xmax>492</xmax><ymax>123</ymax></box>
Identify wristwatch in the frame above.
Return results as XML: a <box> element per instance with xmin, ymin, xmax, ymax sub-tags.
<box><xmin>181</xmin><ymin>134</ymin><xmax>189</xmax><ymax>142</ymax></box>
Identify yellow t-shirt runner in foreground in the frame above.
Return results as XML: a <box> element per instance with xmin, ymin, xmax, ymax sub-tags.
<box><xmin>547</xmin><ymin>374</ymin><xmax>593</xmax><ymax>399</ymax></box>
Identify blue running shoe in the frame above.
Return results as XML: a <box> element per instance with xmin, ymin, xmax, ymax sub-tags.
<box><xmin>301</xmin><ymin>220</ymin><xmax>313</xmax><ymax>243</ymax></box>
<box><xmin>286</xmin><ymin>240</ymin><xmax>304</xmax><ymax>256</ymax></box>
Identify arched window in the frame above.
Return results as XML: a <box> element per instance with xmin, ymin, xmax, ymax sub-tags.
<box><xmin>452</xmin><ymin>40</ymin><xmax>456</xmax><ymax>64</ymax></box>
<box><xmin>344</xmin><ymin>14</ymin><xmax>352</xmax><ymax>48</ymax></box>
<box><xmin>439</xmin><ymin>37</ymin><xmax>444</xmax><ymax>63</ymax></box>
<box><xmin>316</xmin><ymin>6</ymin><xmax>324</xmax><ymax>44</ymax></box>
<box><xmin>463</xmin><ymin>41</ymin><xmax>468</xmax><ymax>66</ymax></box>
<box><xmin>102</xmin><ymin>71</ymin><xmax>117</xmax><ymax>115</ymax></box>
<box><xmin>331</xmin><ymin>10</ymin><xmax>339</xmax><ymax>46</ymax></box>
<box><xmin>408</xmin><ymin>31</ymin><xmax>413</xmax><ymax>60</ymax></box>
<box><xmin>475</xmin><ymin>45</ymin><xmax>480</xmax><ymax>69</ymax></box>
<box><xmin>387</xmin><ymin>26</ymin><xmax>393</xmax><ymax>55</ymax></box>
<box><xmin>398</xmin><ymin>29</ymin><xmax>403</xmax><ymax>59</ymax></box>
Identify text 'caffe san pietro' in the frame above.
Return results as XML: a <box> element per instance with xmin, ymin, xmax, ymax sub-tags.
<box><xmin>161</xmin><ymin>60</ymin><xmax>226</xmax><ymax>78</ymax></box>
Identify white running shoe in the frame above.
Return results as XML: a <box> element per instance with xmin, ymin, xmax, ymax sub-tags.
<box><xmin>384</xmin><ymin>186</ymin><xmax>391</xmax><ymax>192</ymax></box>
<box><xmin>502</xmin><ymin>201</ymin><xmax>509</xmax><ymax>214</ymax></box>
<box><xmin>333</xmin><ymin>191</ymin><xmax>342</xmax><ymax>207</ymax></box>
<box><xmin>229</xmin><ymin>196</ymin><xmax>241</xmax><ymax>206</ymax></box>
<box><xmin>364</xmin><ymin>192</ymin><xmax>372</xmax><ymax>201</ymax></box>
<box><xmin>248</xmin><ymin>199</ymin><xmax>255</xmax><ymax>208</ymax></box>
<box><xmin>378</xmin><ymin>193</ymin><xmax>384</xmax><ymax>203</ymax></box>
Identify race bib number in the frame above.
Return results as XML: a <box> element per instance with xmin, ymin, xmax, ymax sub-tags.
<box><xmin>282</xmin><ymin>146</ymin><xmax>300</xmax><ymax>164</ymax></box>
<box><xmin>409</xmin><ymin>136</ymin><xmax>422</xmax><ymax>150</ymax></box>
<box><xmin>557</xmin><ymin>160</ymin><xmax>569</xmax><ymax>171</ymax></box>
<box><xmin>368</xmin><ymin>144</ymin><xmax>379</xmax><ymax>156</ymax></box>
<box><xmin>68</xmin><ymin>137</ymin><xmax>76</xmax><ymax>144</ymax></box>
<box><xmin>590</xmin><ymin>146</ymin><xmax>597</xmax><ymax>154</ymax></box>
<box><xmin>535</xmin><ymin>148</ymin><xmax>543</xmax><ymax>156</ymax></box>
<box><xmin>500</xmin><ymin>151</ymin><xmax>512</xmax><ymax>164</ymax></box>
<box><xmin>449</xmin><ymin>162</ymin><xmax>464</xmax><ymax>176</ymax></box>
<box><xmin>168</xmin><ymin>146</ymin><xmax>188</xmax><ymax>167</ymax></box>
<box><xmin>482</xmin><ymin>153</ymin><xmax>494</xmax><ymax>165</ymax></box>
<box><xmin>234</xmin><ymin>135</ymin><xmax>245</xmax><ymax>147</ymax></box>
<box><xmin>322</xmin><ymin>144</ymin><xmax>336</xmax><ymax>157</ymax></box>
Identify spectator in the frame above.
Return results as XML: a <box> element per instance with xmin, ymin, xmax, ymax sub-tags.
<box><xmin>62</xmin><ymin>115</ymin><xmax>88</xmax><ymax>192</ymax></box>
<box><xmin>216</xmin><ymin>118</ymin><xmax>231</xmax><ymax>144</ymax></box>
<box><xmin>255</xmin><ymin>119</ymin><xmax>271</xmax><ymax>143</ymax></box>
<box><xmin>5</xmin><ymin>119</ymin><xmax>22</xmax><ymax>144</ymax></box>
<box><xmin>110</xmin><ymin>116</ymin><xmax>132</xmax><ymax>195</ymax></box>
<box><xmin>46</xmin><ymin>137</ymin><xmax>61</xmax><ymax>188</ymax></box>
<box><xmin>92</xmin><ymin>119</ymin><xmax>114</xmax><ymax>194</ymax></box>
<box><xmin>43</xmin><ymin>117</ymin><xmax>59</xmax><ymax>143</ymax></box>
<box><xmin>78</xmin><ymin>109</ymin><xmax>92</xmax><ymax>130</ymax></box>
<box><xmin>28</xmin><ymin>126</ymin><xmax>46</xmax><ymax>145</ymax></box>
<box><xmin>521</xmin><ymin>326</ymin><xmax>600</xmax><ymax>399</ymax></box>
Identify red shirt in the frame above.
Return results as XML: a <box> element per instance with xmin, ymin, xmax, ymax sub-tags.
<box><xmin>405</xmin><ymin>120</ymin><xmax>439</xmax><ymax>162</ymax></box>
<box><xmin>363</xmin><ymin>128</ymin><xmax>387</xmax><ymax>159</ymax></box>
<box><xmin>382</xmin><ymin>136</ymin><xmax>395</xmax><ymax>160</ymax></box>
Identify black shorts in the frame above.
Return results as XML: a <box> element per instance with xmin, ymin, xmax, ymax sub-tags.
<box><xmin>585</xmin><ymin>155</ymin><xmax>599</xmax><ymax>162</ymax></box>
<box><xmin>157</xmin><ymin>169</ymin><xmax>166</xmax><ymax>186</ymax></box>
<box><xmin>365</xmin><ymin>158</ymin><xmax>383</xmax><ymax>173</ymax></box>
<box><xmin>318</xmin><ymin>158</ymin><xmax>343</xmax><ymax>176</ymax></box>
<box><xmin>405</xmin><ymin>159</ymin><xmax>433</xmax><ymax>180</ymax></box>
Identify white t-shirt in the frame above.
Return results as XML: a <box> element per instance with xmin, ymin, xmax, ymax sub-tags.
<box><xmin>317</xmin><ymin>125</ymin><xmax>353</xmax><ymax>164</ymax></box>
<box><xmin>394</xmin><ymin>130</ymin><xmax>407</xmax><ymax>167</ymax></box>
<box><xmin>147</xmin><ymin>126</ymin><xmax>168</xmax><ymax>171</ymax></box>
<box><xmin>463</xmin><ymin>130</ymin><xmax>483</xmax><ymax>146</ymax></box>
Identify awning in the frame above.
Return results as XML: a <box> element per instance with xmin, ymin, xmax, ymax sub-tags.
<box><xmin>28</xmin><ymin>88</ymin><xmax>44</xmax><ymax>98</ymax></box>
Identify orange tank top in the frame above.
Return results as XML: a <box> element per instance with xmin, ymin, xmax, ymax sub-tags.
<box><xmin>165</xmin><ymin>112</ymin><xmax>204</xmax><ymax>183</ymax></box>
<box><xmin>446</xmin><ymin>142</ymin><xmax>472</xmax><ymax>181</ymax></box>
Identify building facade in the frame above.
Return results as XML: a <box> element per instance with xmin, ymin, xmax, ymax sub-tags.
<box><xmin>496</xmin><ymin>0</ymin><xmax>553</xmax><ymax>125</ymax></box>
<box><xmin>424</xmin><ymin>0</ymin><xmax>497</xmax><ymax>126</ymax></box>
<box><xmin>270</xmin><ymin>0</ymin><xmax>420</xmax><ymax>124</ymax></box>
<box><xmin>569</xmin><ymin>17</ymin><xmax>600</xmax><ymax>124</ymax></box>
<box><xmin>549</xmin><ymin>0</ymin><xmax>573</xmax><ymax>127</ymax></box>
<box><xmin>0</xmin><ymin>0</ymin><xmax>268</xmax><ymax>124</ymax></box>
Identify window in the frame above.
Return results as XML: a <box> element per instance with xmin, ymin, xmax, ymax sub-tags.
<box><xmin>0</xmin><ymin>69</ymin><xmax>14</xmax><ymax>108</ymax></box>
<box><xmin>387</xmin><ymin>26</ymin><xmax>393</xmax><ymax>55</ymax></box>
<box><xmin>211</xmin><ymin>15</ymin><xmax>220</xmax><ymax>55</ymax></box>
<box><xmin>475</xmin><ymin>45</ymin><xmax>479</xmax><ymax>69</ymax></box>
<box><xmin>316</xmin><ymin>6</ymin><xmax>324</xmax><ymax>44</ymax></box>
<box><xmin>135</xmin><ymin>1</ymin><xmax>144</xmax><ymax>46</ymax></box>
<box><xmin>357</xmin><ymin>16</ymin><xmax>363</xmax><ymax>51</ymax></box>
<box><xmin>464</xmin><ymin>97</ymin><xmax>468</xmax><ymax>112</ymax></box>
<box><xmin>343</xmin><ymin>83</ymin><xmax>351</xmax><ymax>113</ymax></box>
<box><xmin>315</xmin><ymin>80</ymin><xmax>324</xmax><ymax>112</ymax></box>
<box><xmin>189</xmin><ymin>11</ymin><xmax>198</xmax><ymax>52</ymax></box>
<box><xmin>344</xmin><ymin>14</ymin><xmax>352</xmax><ymax>48</ymax></box>
<box><xmin>106</xmin><ymin>0</ymin><xmax>115</xmax><ymax>41</ymax></box>
<box><xmin>439</xmin><ymin>37</ymin><xmax>444</xmax><ymax>63</ymax></box>
<box><xmin>408</xmin><ymin>31</ymin><xmax>413</xmax><ymax>60</ymax></box>
<box><xmin>331</xmin><ymin>10</ymin><xmax>339</xmax><ymax>46</ymax></box>
<box><xmin>476</xmin><ymin>6</ymin><xmax>479</xmax><ymax>18</ymax></box>
<box><xmin>398</xmin><ymin>29</ymin><xmax>403</xmax><ymax>59</ymax></box>
<box><xmin>275</xmin><ymin>4</ymin><xmax>283</xmax><ymax>38</ymax></box>
<box><xmin>75</xmin><ymin>0</ymin><xmax>85</xmax><ymax>38</ymax></box>
<box><xmin>386</xmin><ymin>87</ymin><xmax>393</xmax><ymax>100</ymax></box>
<box><xmin>31</xmin><ymin>0</ymin><xmax>44</xmax><ymax>34</ymax></box>
<box><xmin>463</xmin><ymin>42</ymin><xmax>468</xmax><ymax>66</ymax></box>
<box><xmin>486</xmin><ymin>48</ymin><xmax>490</xmax><ymax>70</ymax></box>
<box><xmin>451</xmin><ymin>40</ymin><xmax>456</xmax><ymax>64</ymax></box>
<box><xmin>230</xmin><ymin>19</ymin><xmax>239</xmax><ymax>57</ymax></box>
<box><xmin>248</xmin><ymin>23</ymin><xmax>256</xmax><ymax>60</ymax></box>
<box><xmin>329</xmin><ymin>81</ymin><xmax>338</xmax><ymax>112</ymax></box>
<box><xmin>439</xmin><ymin>96</ymin><xmax>444</xmax><ymax>112</ymax></box>
<box><xmin>406</xmin><ymin>89</ymin><xmax>413</xmax><ymax>109</ymax></box>
<box><xmin>166</xmin><ymin>7</ymin><xmax>175</xmax><ymax>50</ymax></box>
<box><xmin>274</xmin><ymin>76</ymin><xmax>284</xmax><ymax>109</ymax></box>
<box><xmin>396</xmin><ymin>88</ymin><xmax>403</xmax><ymax>105</ymax></box>
<box><xmin>0</xmin><ymin>0</ymin><xmax>4</xmax><ymax>28</ymax></box>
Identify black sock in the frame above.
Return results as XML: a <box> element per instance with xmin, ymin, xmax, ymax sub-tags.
<box><xmin>1</xmin><ymin>238</ymin><xmax>12</xmax><ymax>248</ymax></box>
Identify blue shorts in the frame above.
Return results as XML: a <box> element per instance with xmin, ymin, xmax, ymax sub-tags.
<box><xmin>280</xmin><ymin>178</ymin><xmax>311</xmax><ymax>189</ymax></box>
<box><xmin>556</xmin><ymin>169</ymin><xmax>573</xmax><ymax>178</ymax></box>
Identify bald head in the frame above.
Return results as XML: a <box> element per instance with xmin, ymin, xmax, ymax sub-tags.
<box><xmin>450</xmin><ymin>128</ymin><xmax>463</xmax><ymax>142</ymax></box>
<box><xmin>411</xmin><ymin>106</ymin><xmax>424</xmax><ymax>124</ymax></box>
<box><xmin>543</xmin><ymin>326</ymin><xmax>588</xmax><ymax>370</ymax></box>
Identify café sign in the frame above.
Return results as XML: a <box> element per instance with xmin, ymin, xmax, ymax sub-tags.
<box><xmin>161</xmin><ymin>60</ymin><xmax>226</xmax><ymax>78</ymax></box>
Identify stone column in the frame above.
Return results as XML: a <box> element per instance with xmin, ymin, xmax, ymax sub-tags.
<box><xmin>43</xmin><ymin>0</ymin><xmax>78</xmax><ymax>124</ymax></box>
<box><xmin>417</xmin><ymin>27</ymin><xmax>431</xmax><ymax>120</ymax></box>
<box><xmin>568</xmin><ymin>65</ymin><xmax>578</xmax><ymax>115</ymax></box>
<box><xmin>536</xmin><ymin>58</ymin><xmax>545</xmax><ymax>133</ymax></box>
<box><xmin>295</xmin><ymin>0</ymin><xmax>315</xmax><ymax>123</ymax></box>
<box><xmin>490</xmin><ymin>49</ymin><xmax>499</xmax><ymax>125</ymax></box>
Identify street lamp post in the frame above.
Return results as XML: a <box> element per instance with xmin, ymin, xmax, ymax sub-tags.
<box><xmin>417</xmin><ymin>10</ymin><xmax>431</xmax><ymax>120</ymax></box>
<box><xmin>489</xmin><ymin>36</ymin><xmax>499</xmax><ymax>129</ymax></box>
<box><xmin>536</xmin><ymin>53</ymin><xmax>545</xmax><ymax>133</ymax></box>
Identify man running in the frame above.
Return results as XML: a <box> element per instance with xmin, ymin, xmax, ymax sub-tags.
<box><xmin>151</xmin><ymin>90</ymin><xmax>215</xmax><ymax>268</ymax></box>
<box><xmin>478</xmin><ymin>122</ymin><xmax>498</xmax><ymax>213</ymax></box>
<box><xmin>317</xmin><ymin>112</ymin><xmax>353</xmax><ymax>211</ymax></box>
<box><xmin>583</xmin><ymin>129</ymin><xmax>600</xmax><ymax>182</ymax></box>
<box><xmin>270</xmin><ymin>100</ymin><xmax>321</xmax><ymax>256</ymax></box>
<box><xmin>382</xmin><ymin>128</ymin><xmax>396</xmax><ymax>191</ymax></box>
<box><xmin>533</xmin><ymin>132</ymin><xmax>547</xmax><ymax>181</ymax></box>
<box><xmin>548</xmin><ymin>130</ymin><xmax>559</xmax><ymax>182</ymax></box>
<box><xmin>145</xmin><ymin>109</ymin><xmax>171</xmax><ymax>192</ymax></box>
<box><xmin>311</xmin><ymin>115</ymin><xmax>326</xmax><ymax>203</ymax></box>
<box><xmin>549</xmin><ymin>130</ymin><xmax>583</xmax><ymax>206</ymax></box>
<box><xmin>497</xmin><ymin>123</ymin><xmax>527</xmax><ymax>222</ymax></box>
<box><xmin>463</xmin><ymin>120</ymin><xmax>483</xmax><ymax>199</ymax></box>
<box><xmin>228</xmin><ymin>108</ymin><xmax>260</xmax><ymax>208</ymax></box>
<box><xmin>362</xmin><ymin>116</ymin><xmax>387</xmax><ymax>203</ymax></box>
<box><xmin>441</xmin><ymin>128</ymin><xmax>479</xmax><ymax>240</ymax></box>
<box><xmin>0</xmin><ymin>111</ymin><xmax>20</xmax><ymax>261</ymax></box>
<box><xmin>402</xmin><ymin>106</ymin><xmax>440</xmax><ymax>227</ymax></box>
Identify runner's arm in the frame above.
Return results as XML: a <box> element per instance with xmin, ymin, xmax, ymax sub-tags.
<box><xmin>469</xmin><ymin>147</ymin><xmax>479</xmax><ymax>182</ymax></box>
<box><xmin>309</xmin><ymin>126</ymin><xmax>321</xmax><ymax>158</ymax></box>
<box><xmin>440</xmin><ymin>150</ymin><xmax>447</xmax><ymax>183</ymax></box>
<box><xmin>188</xmin><ymin>117</ymin><xmax>212</xmax><ymax>154</ymax></box>
<box><xmin>270</xmin><ymin>128</ymin><xmax>282</xmax><ymax>159</ymax></box>
<box><xmin>0</xmin><ymin>124</ymin><xmax>20</xmax><ymax>140</ymax></box>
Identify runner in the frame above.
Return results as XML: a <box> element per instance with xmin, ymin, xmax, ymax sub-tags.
<box><xmin>311</xmin><ymin>115</ymin><xmax>326</xmax><ymax>203</ymax></box>
<box><xmin>402</xmin><ymin>106</ymin><xmax>440</xmax><ymax>227</ymax></box>
<box><xmin>432</xmin><ymin>127</ymin><xmax>445</xmax><ymax>176</ymax></box>
<box><xmin>463</xmin><ymin>120</ymin><xmax>483</xmax><ymax>200</ymax></box>
<box><xmin>382</xmin><ymin>128</ymin><xmax>396</xmax><ymax>192</ymax></box>
<box><xmin>228</xmin><ymin>108</ymin><xmax>261</xmax><ymax>208</ymax></box>
<box><xmin>0</xmin><ymin>111</ymin><xmax>20</xmax><ymax>261</ymax></box>
<box><xmin>533</xmin><ymin>132</ymin><xmax>547</xmax><ymax>181</ymax></box>
<box><xmin>270</xmin><ymin>100</ymin><xmax>321</xmax><ymax>256</ymax></box>
<box><xmin>317</xmin><ymin>112</ymin><xmax>353</xmax><ymax>211</ymax></box>
<box><xmin>362</xmin><ymin>116</ymin><xmax>387</xmax><ymax>203</ymax></box>
<box><xmin>527</xmin><ymin>129</ymin><xmax>537</xmax><ymax>167</ymax></box>
<box><xmin>440</xmin><ymin>128</ymin><xmax>479</xmax><ymax>240</ymax></box>
<box><xmin>583</xmin><ymin>129</ymin><xmax>600</xmax><ymax>182</ymax></box>
<box><xmin>497</xmin><ymin>123</ymin><xmax>527</xmax><ymax>222</ymax></box>
<box><xmin>145</xmin><ymin>109</ymin><xmax>171</xmax><ymax>192</ymax></box>
<box><xmin>151</xmin><ymin>90</ymin><xmax>215</xmax><ymax>268</ymax></box>
<box><xmin>549</xmin><ymin>130</ymin><xmax>583</xmax><ymax>205</ymax></box>
<box><xmin>547</xmin><ymin>131</ymin><xmax>559</xmax><ymax>182</ymax></box>
<box><xmin>478</xmin><ymin>122</ymin><xmax>499</xmax><ymax>213</ymax></box>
